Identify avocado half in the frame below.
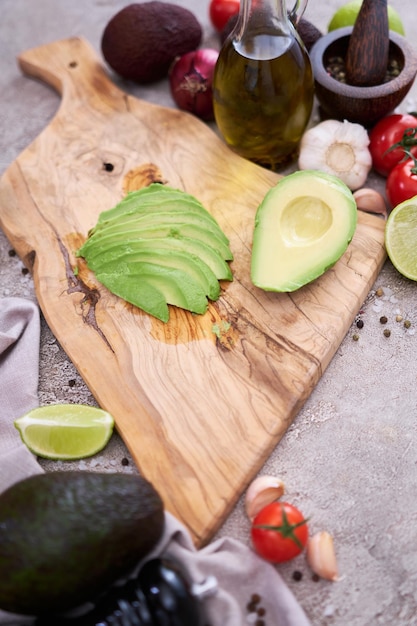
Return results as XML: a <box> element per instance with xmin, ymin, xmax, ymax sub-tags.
<box><xmin>250</xmin><ymin>170</ymin><xmax>357</xmax><ymax>292</ymax></box>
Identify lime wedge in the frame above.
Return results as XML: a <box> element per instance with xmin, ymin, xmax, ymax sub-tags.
<box><xmin>385</xmin><ymin>199</ymin><xmax>417</xmax><ymax>281</ymax></box>
<box><xmin>14</xmin><ymin>404</ymin><xmax>115</xmax><ymax>460</ymax></box>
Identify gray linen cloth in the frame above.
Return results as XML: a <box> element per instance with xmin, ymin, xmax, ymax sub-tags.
<box><xmin>0</xmin><ymin>296</ymin><xmax>311</xmax><ymax>626</ymax></box>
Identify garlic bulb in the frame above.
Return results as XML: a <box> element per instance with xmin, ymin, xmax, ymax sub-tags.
<box><xmin>298</xmin><ymin>119</ymin><xmax>372</xmax><ymax>190</ymax></box>
<box><xmin>245</xmin><ymin>475</ymin><xmax>285</xmax><ymax>520</ymax></box>
<box><xmin>306</xmin><ymin>531</ymin><xmax>339</xmax><ymax>581</ymax></box>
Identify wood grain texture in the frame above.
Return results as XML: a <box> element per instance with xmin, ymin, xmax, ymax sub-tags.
<box><xmin>0</xmin><ymin>37</ymin><xmax>386</xmax><ymax>545</ymax></box>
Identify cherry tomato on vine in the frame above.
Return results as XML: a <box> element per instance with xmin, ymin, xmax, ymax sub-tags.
<box><xmin>386</xmin><ymin>158</ymin><xmax>417</xmax><ymax>208</ymax></box>
<box><xmin>251</xmin><ymin>501</ymin><xmax>309</xmax><ymax>563</ymax></box>
<box><xmin>368</xmin><ymin>114</ymin><xmax>417</xmax><ymax>177</ymax></box>
<box><xmin>209</xmin><ymin>0</ymin><xmax>240</xmax><ymax>32</ymax></box>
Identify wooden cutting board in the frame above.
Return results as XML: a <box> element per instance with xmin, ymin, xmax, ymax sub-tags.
<box><xmin>0</xmin><ymin>37</ymin><xmax>386</xmax><ymax>546</ymax></box>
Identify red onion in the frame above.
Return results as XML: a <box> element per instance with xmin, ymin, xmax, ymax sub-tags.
<box><xmin>169</xmin><ymin>48</ymin><xmax>219</xmax><ymax>121</ymax></box>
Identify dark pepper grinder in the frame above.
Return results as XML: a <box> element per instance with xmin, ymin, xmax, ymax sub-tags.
<box><xmin>345</xmin><ymin>0</ymin><xmax>389</xmax><ymax>86</ymax></box>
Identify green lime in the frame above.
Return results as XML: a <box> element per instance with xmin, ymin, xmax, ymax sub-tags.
<box><xmin>385</xmin><ymin>198</ymin><xmax>417</xmax><ymax>281</ymax></box>
<box><xmin>328</xmin><ymin>1</ymin><xmax>405</xmax><ymax>35</ymax></box>
<box><xmin>14</xmin><ymin>404</ymin><xmax>115</xmax><ymax>460</ymax></box>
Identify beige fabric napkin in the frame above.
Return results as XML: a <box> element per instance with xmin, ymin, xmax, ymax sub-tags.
<box><xmin>0</xmin><ymin>297</ymin><xmax>44</xmax><ymax>493</ymax></box>
<box><xmin>0</xmin><ymin>297</ymin><xmax>311</xmax><ymax>626</ymax></box>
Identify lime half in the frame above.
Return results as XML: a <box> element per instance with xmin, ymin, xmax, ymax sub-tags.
<box><xmin>385</xmin><ymin>198</ymin><xmax>417</xmax><ymax>281</ymax></box>
<box><xmin>14</xmin><ymin>404</ymin><xmax>115</xmax><ymax>460</ymax></box>
<box><xmin>328</xmin><ymin>1</ymin><xmax>405</xmax><ymax>35</ymax></box>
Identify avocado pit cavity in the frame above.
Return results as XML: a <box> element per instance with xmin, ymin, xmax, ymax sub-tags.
<box><xmin>280</xmin><ymin>196</ymin><xmax>333</xmax><ymax>246</ymax></box>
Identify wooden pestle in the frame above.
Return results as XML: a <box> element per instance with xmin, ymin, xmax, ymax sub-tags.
<box><xmin>345</xmin><ymin>0</ymin><xmax>389</xmax><ymax>86</ymax></box>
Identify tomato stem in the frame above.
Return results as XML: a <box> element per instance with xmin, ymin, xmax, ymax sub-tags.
<box><xmin>387</xmin><ymin>127</ymin><xmax>417</xmax><ymax>154</ymax></box>
<box><xmin>403</xmin><ymin>149</ymin><xmax>417</xmax><ymax>175</ymax></box>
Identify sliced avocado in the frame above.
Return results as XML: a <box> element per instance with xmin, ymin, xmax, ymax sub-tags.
<box><xmin>77</xmin><ymin>185</ymin><xmax>233</xmax><ymax>321</ymax></box>
<box><xmin>79</xmin><ymin>219</ymin><xmax>233</xmax><ymax>261</ymax></box>
<box><xmin>251</xmin><ymin>170</ymin><xmax>357</xmax><ymax>292</ymax></box>
<box><xmin>98</xmin><ymin>263</ymin><xmax>209</xmax><ymax>318</ymax></box>
<box><xmin>103</xmin><ymin>273</ymin><xmax>170</xmax><ymax>321</ymax></box>
<box><xmin>94</xmin><ymin>248</ymin><xmax>220</xmax><ymax>301</ymax></box>
<box><xmin>95</xmin><ymin>184</ymin><xmax>219</xmax><ymax>229</ymax></box>
<box><xmin>81</xmin><ymin>210</ymin><xmax>230</xmax><ymax>253</ymax></box>
<box><xmin>92</xmin><ymin>203</ymin><xmax>221</xmax><ymax>239</ymax></box>
<box><xmin>0</xmin><ymin>472</ymin><xmax>164</xmax><ymax>616</ymax></box>
<box><xmin>84</xmin><ymin>238</ymin><xmax>233</xmax><ymax>281</ymax></box>
<box><xmin>94</xmin><ymin>197</ymin><xmax>220</xmax><ymax>234</ymax></box>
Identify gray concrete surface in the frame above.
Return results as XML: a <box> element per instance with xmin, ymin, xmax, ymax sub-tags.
<box><xmin>1</xmin><ymin>1</ymin><xmax>417</xmax><ymax>624</ymax></box>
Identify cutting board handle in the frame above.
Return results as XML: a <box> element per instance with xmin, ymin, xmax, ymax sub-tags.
<box><xmin>18</xmin><ymin>37</ymin><xmax>121</xmax><ymax>104</ymax></box>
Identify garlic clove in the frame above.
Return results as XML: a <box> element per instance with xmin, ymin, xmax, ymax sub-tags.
<box><xmin>306</xmin><ymin>530</ymin><xmax>339</xmax><ymax>581</ymax></box>
<box><xmin>245</xmin><ymin>475</ymin><xmax>285</xmax><ymax>520</ymax></box>
<box><xmin>353</xmin><ymin>188</ymin><xmax>387</xmax><ymax>218</ymax></box>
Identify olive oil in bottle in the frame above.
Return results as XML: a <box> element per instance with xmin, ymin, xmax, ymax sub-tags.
<box><xmin>213</xmin><ymin>0</ymin><xmax>314</xmax><ymax>170</ymax></box>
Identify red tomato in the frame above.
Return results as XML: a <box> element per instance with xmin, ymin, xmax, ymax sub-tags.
<box><xmin>209</xmin><ymin>0</ymin><xmax>240</xmax><ymax>32</ymax></box>
<box><xmin>369</xmin><ymin>114</ymin><xmax>417</xmax><ymax>177</ymax></box>
<box><xmin>251</xmin><ymin>501</ymin><xmax>309</xmax><ymax>563</ymax></box>
<box><xmin>386</xmin><ymin>158</ymin><xmax>417</xmax><ymax>208</ymax></box>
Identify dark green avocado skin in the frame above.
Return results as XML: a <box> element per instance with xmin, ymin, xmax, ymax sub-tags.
<box><xmin>0</xmin><ymin>471</ymin><xmax>165</xmax><ymax>616</ymax></box>
<box><xmin>101</xmin><ymin>2</ymin><xmax>202</xmax><ymax>83</ymax></box>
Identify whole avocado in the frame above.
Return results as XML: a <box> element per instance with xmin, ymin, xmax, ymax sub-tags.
<box><xmin>0</xmin><ymin>471</ymin><xmax>165</xmax><ymax>616</ymax></box>
<box><xmin>101</xmin><ymin>2</ymin><xmax>202</xmax><ymax>83</ymax></box>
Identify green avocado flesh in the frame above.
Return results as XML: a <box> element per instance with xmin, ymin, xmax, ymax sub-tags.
<box><xmin>99</xmin><ymin>264</ymin><xmax>209</xmax><ymax>321</ymax></box>
<box><xmin>87</xmin><ymin>210</ymin><xmax>230</xmax><ymax>246</ymax></box>
<box><xmin>86</xmin><ymin>238</ymin><xmax>233</xmax><ymax>281</ymax></box>
<box><xmin>77</xmin><ymin>184</ymin><xmax>233</xmax><ymax>322</ymax></box>
<box><xmin>81</xmin><ymin>221</ymin><xmax>233</xmax><ymax>261</ymax></box>
<box><xmin>95</xmin><ymin>194</ymin><xmax>219</xmax><ymax>228</ymax></box>
<box><xmin>251</xmin><ymin>170</ymin><xmax>357</xmax><ymax>292</ymax></box>
<box><xmin>0</xmin><ymin>472</ymin><xmax>164</xmax><ymax>616</ymax></box>
<box><xmin>95</xmin><ymin>249</ymin><xmax>221</xmax><ymax>301</ymax></box>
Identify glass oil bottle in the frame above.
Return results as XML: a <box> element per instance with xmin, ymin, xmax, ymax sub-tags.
<box><xmin>213</xmin><ymin>0</ymin><xmax>314</xmax><ymax>170</ymax></box>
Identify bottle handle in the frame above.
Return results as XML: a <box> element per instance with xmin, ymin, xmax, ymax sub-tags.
<box><xmin>288</xmin><ymin>0</ymin><xmax>308</xmax><ymax>25</ymax></box>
